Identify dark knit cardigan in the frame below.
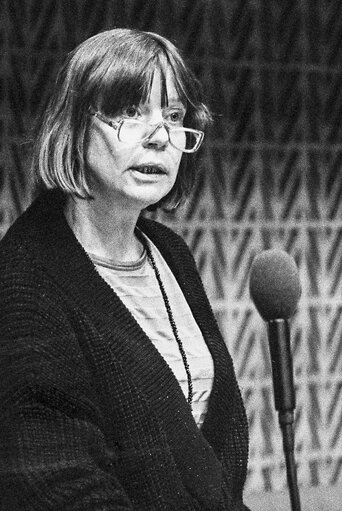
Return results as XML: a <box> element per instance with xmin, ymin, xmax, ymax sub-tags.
<box><xmin>0</xmin><ymin>191</ymin><xmax>250</xmax><ymax>511</ymax></box>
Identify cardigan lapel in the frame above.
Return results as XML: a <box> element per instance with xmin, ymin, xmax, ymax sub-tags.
<box><xmin>138</xmin><ymin>217</ymin><xmax>243</xmax><ymax>456</ymax></box>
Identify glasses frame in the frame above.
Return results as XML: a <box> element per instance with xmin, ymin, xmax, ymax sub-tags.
<box><xmin>89</xmin><ymin>109</ymin><xmax>204</xmax><ymax>153</ymax></box>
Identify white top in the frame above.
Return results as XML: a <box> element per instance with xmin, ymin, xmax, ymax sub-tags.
<box><xmin>88</xmin><ymin>234</ymin><xmax>214</xmax><ymax>428</ymax></box>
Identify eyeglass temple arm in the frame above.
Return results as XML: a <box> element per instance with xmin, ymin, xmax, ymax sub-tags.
<box><xmin>89</xmin><ymin>109</ymin><xmax>120</xmax><ymax>130</ymax></box>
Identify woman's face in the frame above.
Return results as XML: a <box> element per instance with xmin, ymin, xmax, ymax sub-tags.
<box><xmin>86</xmin><ymin>68</ymin><xmax>185</xmax><ymax>211</ymax></box>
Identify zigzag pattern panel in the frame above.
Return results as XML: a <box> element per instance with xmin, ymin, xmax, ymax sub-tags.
<box><xmin>2</xmin><ymin>0</ymin><xmax>342</xmax><ymax>501</ymax></box>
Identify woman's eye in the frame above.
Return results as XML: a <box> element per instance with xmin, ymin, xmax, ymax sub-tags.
<box><xmin>170</xmin><ymin>112</ymin><xmax>180</xmax><ymax>122</ymax></box>
<box><xmin>168</xmin><ymin>111</ymin><xmax>184</xmax><ymax>124</ymax></box>
<box><xmin>123</xmin><ymin>106</ymin><xmax>139</xmax><ymax>118</ymax></box>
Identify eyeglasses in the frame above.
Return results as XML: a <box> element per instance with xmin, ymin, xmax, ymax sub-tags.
<box><xmin>89</xmin><ymin>110</ymin><xmax>204</xmax><ymax>153</ymax></box>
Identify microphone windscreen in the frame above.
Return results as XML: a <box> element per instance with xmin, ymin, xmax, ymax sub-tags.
<box><xmin>249</xmin><ymin>249</ymin><xmax>301</xmax><ymax>321</ymax></box>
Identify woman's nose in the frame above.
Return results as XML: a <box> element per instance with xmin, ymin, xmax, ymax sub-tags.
<box><xmin>142</xmin><ymin>123</ymin><xmax>169</xmax><ymax>149</ymax></box>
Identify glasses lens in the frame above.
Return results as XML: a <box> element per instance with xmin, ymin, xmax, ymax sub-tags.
<box><xmin>118</xmin><ymin>120</ymin><xmax>147</xmax><ymax>144</ymax></box>
<box><xmin>169</xmin><ymin>128</ymin><xmax>201</xmax><ymax>152</ymax></box>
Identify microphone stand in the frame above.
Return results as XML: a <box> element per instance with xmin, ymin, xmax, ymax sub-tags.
<box><xmin>267</xmin><ymin>320</ymin><xmax>302</xmax><ymax>511</ymax></box>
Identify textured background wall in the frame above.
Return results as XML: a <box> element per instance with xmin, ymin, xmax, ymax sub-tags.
<box><xmin>1</xmin><ymin>0</ymin><xmax>342</xmax><ymax>507</ymax></box>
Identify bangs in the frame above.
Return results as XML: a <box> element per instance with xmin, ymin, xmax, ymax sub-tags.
<box><xmin>97</xmin><ymin>64</ymin><xmax>155</xmax><ymax>116</ymax></box>
<box><xmin>94</xmin><ymin>49</ymin><xmax>194</xmax><ymax>117</ymax></box>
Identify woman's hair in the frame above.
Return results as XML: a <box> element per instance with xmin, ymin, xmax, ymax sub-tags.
<box><xmin>32</xmin><ymin>28</ymin><xmax>212</xmax><ymax>209</ymax></box>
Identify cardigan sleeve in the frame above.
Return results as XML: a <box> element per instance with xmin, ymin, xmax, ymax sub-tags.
<box><xmin>0</xmin><ymin>269</ymin><xmax>134</xmax><ymax>511</ymax></box>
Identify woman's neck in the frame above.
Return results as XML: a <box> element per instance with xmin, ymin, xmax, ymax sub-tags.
<box><xmin>64</xmin><ymin>195</ymin><xmax>144</xmax><ymax>263</ymax></box>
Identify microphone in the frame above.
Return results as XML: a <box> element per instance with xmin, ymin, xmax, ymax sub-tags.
<box><xmin>249</xmin><ymin>249</ymin><xmax>302</xmax><ymax>511</ymax></box>
<box><xmin>249</xmin><ymin>248</ymin><xmax>301</xmax><ymax>415</ymax></box>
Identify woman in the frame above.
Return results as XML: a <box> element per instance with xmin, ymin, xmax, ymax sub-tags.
<box><xmin>0</xmin><ymin>29</ymin><xmax>250</xmax><ymax>510</ymax></box>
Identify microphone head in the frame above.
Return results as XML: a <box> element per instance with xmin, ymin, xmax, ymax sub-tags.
<box><xmin>249</xmin><ymin>249</ymin><xmax>301</xmax><ymax>321</ymax></box>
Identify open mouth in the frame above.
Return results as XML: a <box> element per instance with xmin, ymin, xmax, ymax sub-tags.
<box><xmin>131</xmin><ymin>165</ymin><xmax>166</xmax><ymax>175</ymax></box>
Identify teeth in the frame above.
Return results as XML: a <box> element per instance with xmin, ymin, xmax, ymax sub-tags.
<box><xmin>135</xmin><ymin>166</ymin><xmax>162</xmax><ymax>174</ymax></box>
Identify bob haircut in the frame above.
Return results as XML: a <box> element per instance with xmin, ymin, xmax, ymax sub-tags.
<box><xmin>32</xmin><ymin>28</ymin><xmax>212</xmax><ymax>210</ymax></box>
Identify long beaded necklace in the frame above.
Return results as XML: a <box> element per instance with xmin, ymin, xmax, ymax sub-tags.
<box><xmin>137</xmin><ymin>231</ymin><xmax>193</xmax><ymax>408</ymax></box>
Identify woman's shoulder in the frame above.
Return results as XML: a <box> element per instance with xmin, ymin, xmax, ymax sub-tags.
<box><xmin>0</xmin><ymin>190</ymin><xmax>61</xmax><ymax>251</ymax></box>
<box><xmin>0</xmin><ymin>190</ymin><xmax>69</xmax><ymax>295</ymax></box>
